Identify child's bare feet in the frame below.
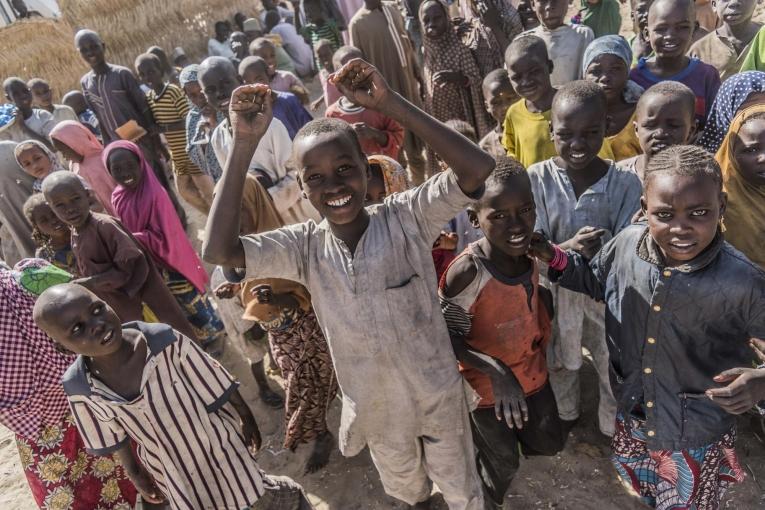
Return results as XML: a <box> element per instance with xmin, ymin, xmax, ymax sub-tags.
<box><xmin>305</xmin><ymin>431</ymin><xmax>333</xmax><ymax>474</ymax></box>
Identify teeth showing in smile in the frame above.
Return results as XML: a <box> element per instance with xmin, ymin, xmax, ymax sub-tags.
<box><xmin>570</xmin><ymin>152</ymin><xmax>587</xmax><ymax>159</ymax></box>
<box><xmin>101</xmin><ymin>329</ymin><xmax>113</xmax><ymax>344</ymax></box>
<box><xmin>124</xmin><ymin>178</ymin><xmax>135</xmax><ymax>184</ymax></box>
<box><xmin>326</xmin><ymin>195</ymin><xmax>352</xmax><ymax>208</ymax></box>
<box><xmin>508</xmin><ymin>234</ymin><xmax>528</xmax><ymax>244</ymax></box>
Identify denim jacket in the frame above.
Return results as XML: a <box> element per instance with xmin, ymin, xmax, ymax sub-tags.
<box><xmin>550</xmin><ymin>224</ymin><xmax>765</xmax><ymax>450</ymax></box>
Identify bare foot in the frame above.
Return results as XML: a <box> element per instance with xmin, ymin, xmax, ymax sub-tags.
<box><xmin>408</xmin><ymin>498</ymin><xmax>431</xmax><ymax>509</ymax></box>
<box><xmin>305</xmin><ymin>431</ymin><xmax>333</xmax><ymax>474</ymax></box>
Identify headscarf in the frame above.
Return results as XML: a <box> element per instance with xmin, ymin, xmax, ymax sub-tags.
<box><xmin>13</xmin><ymin>258</ymin><xmax>72</xmax><ymax>295</ymax></box>
<box><xmin>179</xmin><ymin>64</ymin><xmax>199</xmax><ymax>89</ymax></box>
<box><xmin>49</xmin><ymin>120</ymin><xmax>117</xmax><ymax>216</ymax></box>
<box><xmin>579</xmin><ymin>0</ymin><xmax>621</xmax><ymax>39</ymax></box>
<box><xmin>700</xmin><ymin>71</ymin><xmax>765</xmax><ymax>154</ymax></box>
<box><xmin>739</xmin><ymin>26</ymin><xmax>765</xmax><ymax>74</ymax></box>
<box><xmin>583</xmin><ymin>35</ymin><xmax>644</xmax><ymax>104</ymax></box>
<box><xmin>368</xmin><ymin>155</ymin><xmax>409</xmax><ymax>195</ymax></box>
<box><xmin>0</xmin><ymin>259</ymin><xmax>75</xmax><ymax>439</ymax></box>
<box><xmin>0</xmin><ymin>141</ymin><xmax>36</xmax><ymax>259</ymax></box>
<box><xmin>714</xmin><ymin>104</ymin><xmax>765</xmax><ymax>269</ymax></box>
<box><xmin>13</xmin><ymin>139</ymin><xmax>66</xmax><ymax>191</ymax></box>
<box><xmin>105</xmin><ymin>141</ymin><xmax>208</xmax><ymax>293</ymax></box>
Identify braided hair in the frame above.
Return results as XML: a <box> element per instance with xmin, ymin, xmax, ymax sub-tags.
<box><xmin>644</xmin><ymin>145</ymin><xmax>722</xmax><ymax>191</ymax></box>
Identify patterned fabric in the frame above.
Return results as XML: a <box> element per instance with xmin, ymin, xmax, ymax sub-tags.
<box><xmin>13</xmin><ymin>258</ymin><xmax>72</xmax><ymax>296</ymax></box>
<box><xmin>178</xmin><ymin>65</ymin><xmax>199</xmax><ymax>89</ymax></box>
<box><xmin>251</xmin><ymin>475</ymin><xmax>313</xmax><ymax>510</ymax></box>
<box><xmin>459</xmin><ymin>0</ymin><xmax>524</xmax><ymax>47</ymax></box>
<box><xmin>35</xmin><ymin>245</ymin><xmax>79</xmax><ymax>277</ymax></box>
<box><xmin>185</xmin><ymin>106</ymin><xmax>224</xmax><ymax>182</ymax></box>
<box><xmin>611</xmin><ymin>413</ymin><xmax>745</xmax><ymax>509</ymax></box>
<box><xmin>16</xmin><ymin>415</ymin><xmax>137</xmax><ymax>510</ymax></box>
<box><xmin>699</xmin><ymin>71</ymin><xmax>765</xmax><ymax>153</ymax></box>
<box><xmin>269</xmin><ymin>309</ymin><xmax>338</xmax><ymax>450</ymax></box>
<box><xmin>161</xmin><ymin>268</ymin><xmax>225</xmax><ymax>345</ymax></box>
<box><xmin>458</xmin><ymin>18</ymin><xmax>504</xmax><ymax>77</ymax></box>
<box><xmin>146</xmin><ymin>84</ymin><xmax>200</xmax><ymax>176</ymax></box>
<box><xmin>368</xmin><ymin>154</ymin><xmax>409</xmax><ymax>195</ymax></box>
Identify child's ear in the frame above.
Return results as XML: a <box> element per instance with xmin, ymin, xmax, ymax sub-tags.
<box><xmin>687</xmin><ymin>118</ymin><xmax>699</xmax><ymax>143</ymax></box>
<box><xmin>642</xmin><ymin>27</ymin><xmax>650</xmax><ymax>41</ymax></box>
<box><xmin>467</xmin><ymin>207</ymin><xmax>480</xmax><ymax>228</ymax></box>
<box><xmin>640</xmin><ymin>195</ymin><xmax>648</xmax><ymax>215</ymax></box>
<box><xmin>719</xmin><ymin>190</ymin><xmax>728</xmax><ymax>217</ymax></box>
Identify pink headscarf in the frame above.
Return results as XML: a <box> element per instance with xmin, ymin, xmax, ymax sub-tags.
<box><xmin>104</xmin><ymin>140</ymin><xmax>208</xmax><ymax>293</ymax></box>
<box><xmin>49</xmin><ymin>121</ymin><xmax>117</xmax><ymax>216</ymax></box>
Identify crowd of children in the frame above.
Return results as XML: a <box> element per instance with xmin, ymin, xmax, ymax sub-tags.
<box><xmin>3</xmin><ymin>0</ymin><xmax>765</xmax><ymax>509</ymax></box>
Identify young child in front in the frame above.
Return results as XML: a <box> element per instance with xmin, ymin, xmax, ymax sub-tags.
<box><xmin>689</xmin><ymin>0</ymin><xmax>762</xmax><ymax>80</ymax></box>
<box><xmin>239</xmin><ymin>56</ymin><xmax>313</xmax><ymax>139</ymax></box>
<box><xmin>249</xmin><ymin>38</ymin><xmax>310</xmax><ymax>105</ymax></box>
<box><xmin>618</xmin><ymin>81</ymin><xmax>698</xmax><ymax>181</ymax></box>
<box><xmin>629</xmin><ymin>0</ymin><xmax>721</xmax><ymax>129</ymax></box>
<box><xmin>135</xmin><ymin>53</ymin><xmax>214</xmax><ymax>215</ymax></box>
<box><xmin>34</xmin><ymin>283</ymin><xmax>314</xmax><ymax>510</ymax></box>
<box><xmin>532</xmin><ymin>144</ymin><xmax>765</xmax><ymax>509</ymax></box>
<box><xmin>27</xmin><ymin>78</ymin><xmax>79</xmax><ymax>124</ymax></box>
<box><xmin>479</xmin><ymin>69</ymin><xmax>519</xmax><ymax>158</ymax></box>
<box><xmin>40</xmin><ymin>172</ymin><xmax>198</xmax><ymax>342</ymax></box>
<box><xmin>325</xmin><ymin>46</ymin><xmax>405</xmax><ymax>159</ymax></box>
<box><xmin>527</xmin><ymin>81</ymin><xmax>643</xmax><ymax>437</ymax></box>
<box><xmin>523</xmin><ymin>0</ymin><xmax>595</xmax><ymax>86</ymax></box>
<box><xmin>204</xmin><ymin>59</ymin><xmax>495</xmax><ymax>509</ymax></box>
<box><xmin>24</xmin><ymin>193</ymin><xmax>79</xmax><ymax>275</ymax></box>
<box><xmin>439</xmin><ymin>157</ymin><xmax>566</xmax><ymax>509</ymax></box>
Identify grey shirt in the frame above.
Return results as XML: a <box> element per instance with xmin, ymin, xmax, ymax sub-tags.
<box><xmin>241</xmin><ymin>170</ymin><xmax>476</xmax><ymax>455</ymax></box>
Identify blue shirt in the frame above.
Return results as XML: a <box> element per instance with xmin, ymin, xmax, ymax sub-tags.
<box><xmin>271</xmin><ymin>91</ymin><xmax>313</xmax><ymax>140</ymax></box>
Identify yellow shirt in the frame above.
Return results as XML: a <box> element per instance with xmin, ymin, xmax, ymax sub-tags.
<box><xmin>604</xmin><ymin>111</ymin><xmax>642</xmax><ymax>162</ymax></box>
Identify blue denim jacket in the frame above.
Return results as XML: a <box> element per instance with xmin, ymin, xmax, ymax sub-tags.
<box><xmin>550</xmin><ymin>224</ymin><xmax>765</xmax><ymax>450</ymax></box>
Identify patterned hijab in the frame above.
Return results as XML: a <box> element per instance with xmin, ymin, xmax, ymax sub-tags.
<box><xmin>368</xmin><ymin>155</ymin><xmax>409</xmax><ymax>195</ymax></box>
<box><xmin>700</xmin><ymin>71</ymin><xmax>765</xmax><ymax>154</ymax></box>
<box><xmin>13</xmin><ymin>140</ymin><xmax>66</xmax><ymax>191</ymax></box>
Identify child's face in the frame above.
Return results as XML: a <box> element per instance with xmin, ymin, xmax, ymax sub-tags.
<box><xmin>241</xmin><ymin>65</ymin><xmax>270</xmax><ymax>86</ymax></box>
<box><xmin>317</xmin><ymin>45</ymin><xmax>334</xmax><ymax>71</ymax></box>
<box><xmin>199</xmin><ymin>64</ymin><xmax>242</xmax><ymax>113</ymax></box>
<box><xmin>63</xmin><ymin>92</ymin><xmax>87</xmax><ymax>114</ymax></box>
<box><xmin>506</xmin><ymin>53</ymin><xmax>553</xmax><ymax>103</ymax></box>
<box><xmin>252</xmin><ymin>44</ymin><xmax>278</xmax><ymax>77</ymax></box>
<box><xmin>183</xmin><ymin>82</ymin><xmax>208</xmax><ymax>110</ymax></box>
<box><xmin>531</xmin><ymin>0</ymin><xmax>567</xmax><ymax>29</ymax></box>
<box><xmin>31</xmin><ymin>202</ymin><xmax>69</xmax><ymax>244</ymax></box>
<box><xmin>635</xmin><ymin>95</ymin><xmax>696</xmax><ymax>157</ymax></box>
<box><xmin>30</xmin><ymin>83</ymin><xmax>53</xmax><ymax>108</ymax></box>
<box><xmin>552</xmin><ymin>99</ymin><xmax>606</xmax><ymax>170</ymax></box>
<box><xmin>365</xmin><ymin>163</ymin><xmax>387</xmax><ymax>204</ymax></box>
<box><xmin>647</xmin><ymin>0</ymin><xmax>695</xmax><ymax>59</ymax></box>
<box><xmin>483</xmin><ymin>78</ymin><xmax>519</xmax><ymax>124</ymax></box>
<box><xmin>584</xmin><ymin>54</ymin><xmax>629</xmax><ymax>104</ymax></box>
<box><xmin>6</xmin><ymin>82</ymin><xmax>33</xmax><ymax>111</ymax></box>
<box><xmin>17</xmin><ymin>146</ymin><xmax>53</xmax><ymax>180</ymax></box>
<box><xmin>215</xmin><ymin>23</ymin><xmax>232</xmax><ymax>42</ymax></box>
<box><xmin>137</xmin><ymin>61</ymin><xmax>164</xmax><ymax>90</ymax></box>
<box><xmin>420</xmin><ymin>1</ymin><xmax>449</xmax><ymax>39</ymax></box>
<box><xmin>470</xmin><ymin>177</ymin><xmax>537</xmax><ymax>257</ymax></box>
<box><xmin>518</xmin><ymin>0</ymin><xmax>541</xmax><ymax>29</ymax></box>
<box><xmin>642</xmin><ymin>173</ymin><xmax>725</xmax><ymax>266</ymax></box>
<box><xmin>230</xmin><ymin>32</ymin><xmax>249</xmax><ymax>58</ymax></box>
<box><xmin>45</xmin><ymin>182</ymin><xmax>92</xmax><ymax>229</ymax></box>
<box><xmin>732</xmin><ymin>117</ymin><xmax>765</xmax><ymax>186</ymax></box>
<box><xmin>77</xmin><ymin>35</ymin><xmax>106</xmax><ymax>69</ymax></box>
<box><xmin>632</xmin><ymin>0</ymin><xmax>653</xmax><ymax>33</ymax></box>
<box><xmin>713</xmin><ymin>0</ymin><xmax>759</xmax><ymax>26</ymax></box>
<box><xmin>52</xmin><ymin>139</ymin><xmax>85</xmax><ymax>164</ymax></box>
<box><xmin>295</xmin><ymin>132</ymin><xmax>370</xmax><ymax>225</ymax></box>
<box><xmin>107</xmin><ymin>149</ymin><xmax>143</xmax><ymax>190</ymax></box>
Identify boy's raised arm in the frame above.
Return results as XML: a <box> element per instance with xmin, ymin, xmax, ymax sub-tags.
<box><xmin>331</xmin><ymin>59</ymin><xmax>495</xmax><ymax>195</ymax></box>
<box><xmin>202</xmin><ymin>85</ymin><xmax>274</xmax><ymax>267</ymax></box>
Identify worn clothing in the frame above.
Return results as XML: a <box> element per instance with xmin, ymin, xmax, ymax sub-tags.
<box><xmin>0</xmin><ymin>141</ymin><xmax>36</xmax><ymax>258</ymax></box>
<box><xmin>81</xmin><ymin>64</ymin><xmax>154</xmax><ymax>144</ymax></box>
<box><xmin>272</xmin><ymin>91</ymin><xmax>313</xmax><ymax>140</ymax></box>
<box><xmin>240</xmin><ymin>170</ymin><xmax>484</xmax><ymax>505</ymax></box>
<box><xmin>611</xmin><ymin>412</ymin><xmax>744</xmax><ymax>509</ymax></box>
<box><xmin>579</xmin><ymin>0</ymin><xmax>621</xmax><ymax>39</ymax></box>
<box><xmin>325</xmin><ymin>98</ymin><xmax>405</xmax><ymax>158</ymax></box>
<box><xmin>146</xmin><ymin>84</ymin><xmax>200</xmax><ymax>176</ymax></box>
<box><xmin>186</xmin><ymin>107</ymin><xmax>224</xmax><ymax>182</ymax></box>
<box><xmin>458</xmin><ymin>0</ymin><xmax>524</xmax><ymax>47</ymax></box>
<box><xmin>550</xmin><ymin>225</ymin><xmax>765</xmax><ymax>449</ymax></box>
<box><xmin>523</xmin><ymin>24</ymin><xmax>595</xmax><ymax>87</ymax></box>
<box><xmin>629</xmin><ymin>57</ymin><xmax>721</xmax><ymax>128</ymax></box>
<box><xmin>479</xmin><ymin>128</ymin><xmax>506</xmax><ymax>158</ymax></box>
<box><xmin>690</xmin><ymin>29</ymin><xmax>759</xmax><ymax>82</ymax></box>
<box><xmin>271</xmin><ymin>22</ymin><xmax>315</xmax><ymax>76</ymax></box>
<box><xmin>63</xmin><ymin>322</ymin><xmax>267</xmax><ymax>510</ymax></box>
<box><xmin>270</xmin><ymin>70</ymin><xmax>305</xmax><ymax>95</ymax></box>
<box><xmin>207</xmin><ymin>37</ymin><xmax>234</xmax><ymax>58</ymax></box>
<box><xmin>740</xmin><ymin>26</ymin><xmax>765</xmax><ymax>73</ymax></box>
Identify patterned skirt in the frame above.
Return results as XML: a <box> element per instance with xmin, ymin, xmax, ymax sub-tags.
<box><xmin>16</xmin><ymin>415</ymin><xmax>136</xmax><ymax>510</ymax></box>
<box><xmin>162</xmin><ymin>268</ymin><xmax>225</xmax><ymax>345</ymax></box>
<box><xmin>268</xmin><ymin>309</ymin><xmax>338</xmax><ymax>450</ymax></box>
<box><xmin>611</xmin><ymin>413</ymin><xmax>745</xmax><ymax>510</ymax></box>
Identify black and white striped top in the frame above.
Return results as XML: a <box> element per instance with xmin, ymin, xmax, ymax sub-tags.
<box><xmin>62</xmin><ymin>321</ymin><xmax>264</xmax><ymax>510</ymax></box>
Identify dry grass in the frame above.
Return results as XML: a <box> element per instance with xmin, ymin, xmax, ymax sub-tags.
<box><xmin>0</xmin><ymin>0</ymin><xmax>262</xmax><ymax>100</ymax></box>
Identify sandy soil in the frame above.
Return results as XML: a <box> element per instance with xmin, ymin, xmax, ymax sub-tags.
<box><xmin>4</xmin><ymin>3</ymin><xmax>765</xmax><ymax>508</ymax></box>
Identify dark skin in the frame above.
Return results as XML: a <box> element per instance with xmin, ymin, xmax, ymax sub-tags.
<box><xmin>365</xmin><ymin>164</ymin><xmax>387</xmax><ymax>204</ymax></box>
<box><xmin>645</xmin><ymin>0</ymin><xmax>695</xmax><ymax>77</ymax></box>
<box><xmin>30</xmin><ymin>202</ymin><xmax>70</xmax><ymax>249</ymax></box>
<box><xmin>250</xmin><ymin>40</ymin><xmax>311</xmax><ymax>104</ymax></box>
<box><xmin>331</xmin><ymin>50</ymin><xmax>387</xmax><ymax>146</ymax></box>
<box><xmin>530</xmin><ymin>0</ymin><xmax>567</xmax><ymax>29</ymax></box>
<box><xmin>584</xmin><ymin>55</ymin><xmax>635</xmax><ymax>137</ymax></box>
<box><xmin>230</xmin><ymin>32</ymin><xmax>249</xmax><ymax>60</ymax></box>
<box><xmin>4</xmin><ymin>80</ymin><xmax>54</xmax><ymax>148</ymax></box>
<box><xmin>505</xmin><ymin>51</ymin><xmax>556</xmax><ymax>114</ymax></box>
<box><xmin>420</xmin><ymin>1</ymin><xmax>467</xmax><ymax>87</ymax></box>
<box><xmin>29</xmin><ymin>81</ymin><xmax>54</xmax><ymax>112</ymax></box>
<box><xmin>483</xmin><ymin>78</ymin><xmax>519</xmax><ymax>127</ymax></box>
<box><xmin>518</xmin><ymin>0</ymin><xmax>541</xmax><ymax>29</ymax></box>
<box><xmin>52</xmin><ymin>139</ymin><xmax>85</xmax><ymax>164</ymax></box>
<box><xmin>136</xmin><ymin>59</ymin><xmax>185</xmax><ymax>132</ymax></box>
<box><xmin>443</xmin><ymin>177</ymin><xmax>540</xmax><ymax>430</ymax></box>
<box><xmin>632</xmin><ymin>0</ymin><xmax>654</xmax><ymax>60</ymax></box>
<box><xmin>106</xmin><ymin>149</ymin><xmax>143</xmax><ymax>190</ymax></box>
<box><xmin>713</xmin><ymin>0</ymin><xmax>762</xmax><ymax>53</ymax></box>
<box><xmin>202</xmin><ymin>58</ymin><xmax>495</xmax><ymax>267</ymax></box>
<box><xmin>732</xmin><ymin>117</ymin><xmax>765</xmax><ymax>187</ymax></box>
<box><xmin>551</xmin><ymin>97</ymin><xmax>610</xmax><ymax>258</ymax></box>
<box><xmin>62</xmin><ymin>90</ymin><xmax>88</xmax><ymax>115</ymax></box>
<box><xmin>707</xmin><ymin>338</ymin><xmax>765</xmax><ymax>414</ymax></box>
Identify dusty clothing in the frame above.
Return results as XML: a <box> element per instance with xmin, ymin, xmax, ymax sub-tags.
<box><xmin>689</xmin><ymin>28</ymin><xmax>761</xmax><ymax>81</ymax></box>
<box><xmin>241</xmin><ymin>171</ymin><xmax>483</xmax><ymax>506</ymax></box>
<box><xmin>478</xmin><ymin>128</ymin><xmax>506</xmax><ymax>158</ymax></box>
<box><xmin>146</xmin><ymin>83</ymin><xmax>201</xmax><ymax>176</ymax></box>
<box><xmin>522</xmin><ymin>24</ymin><xmax>595</xmax><ymax>87</ymax></box>
<box><xmin>325</xmin><ymin>98</ymin><xmax>405</xmax><ymax>158</ymax></box>
<box><xmin>50</xmin><ymin>104</ymin><xmax>78</xmax><ymax>125</ymax></box>
<box><xmin>0</xmin><ymin>141</ymin><xmax>36</xmax><ymax>259</ymax></box>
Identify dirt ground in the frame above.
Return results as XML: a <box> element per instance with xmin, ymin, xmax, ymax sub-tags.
<box><xmin>4</xmin><ymin>2</ymin><xmax>765</xmax><ymax>508</ymax></box>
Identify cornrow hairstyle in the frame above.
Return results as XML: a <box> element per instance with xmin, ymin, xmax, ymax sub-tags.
<box><xmin>292</xmin><ymin>118</ymin><xmax>365</xmax><ymax>162</ymax></box>
<box><xmin>636</xmin><ymin>80</ymin><xmax>696</xmax><ymax>118</ymax></box>
<box><xmin>553</xmin><ymin>79</ymin><xmax>607</xmax><ymax>114</ymax></box>
<box><xmin>505</xmin><ymin>34</ymin><xmax>549</xmax><ymax>65</ymax></box>
<box><xmin>445</xmin><ymin>119</ymin><xmax>478</xmax><ymax>143</ymax></box>
<box><xmin>482</xmin><ymin>68</ymin><xmax>509</xmax><ymax>90</ymax></box>
<box><xmin>644</xmin><ymin>144</ymin><xmax>722</xmax><ymax>191</ymax></box>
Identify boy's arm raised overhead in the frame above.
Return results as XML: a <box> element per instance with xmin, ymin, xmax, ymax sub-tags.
<box><xmin>203</xmin><ymin>84</ymin><xmax>274</xmax><ymax>267</ymax></box>
<box><xmin>331</xmin><ymin>59</ymin><xmax>495</xmax><ymax>195</ymax></box>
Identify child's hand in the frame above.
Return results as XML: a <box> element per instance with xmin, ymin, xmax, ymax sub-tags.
<box><xmin>250</xmin><ymin>284</ymin><xmax>274</xmax><ymax>304</ymax></box>
<box><xmin>706</xmin><ymin>338</ymin><xmax>765</xmax><ymax>414</ymax></box>
<box><xmin>433</xmin><ymin>70</ymin><xmax>466</xmax><ymax>88</ymax></box>
<box><xmin>310</xmin><ymin>96</ymin><xmax>325</xmax><ymax>111</ymax></box>
<box><xmin>229</xmin><ymin>84</ymin><xmax>274</xmax><ymax>143</ymax></box>
<box><xmin>490</xmin><ymin>369</ymin><xmax>528</xmax><ymax>429</ymax></box>
<box><xmin>527</xmin><ymin>232</ymin><xmax>555</xmax><ymax>263</ymax></box>
<box><xmin>242</xmin><ymin>415</ymin><xmax>262</xmax><ymax>453</ymax></box>
<box><xmin>330</xmin><ymin>59</ymin><xmax>392</xmax><ymax>111</ymax></box>
<box><xmin>130</xmin><ymin>465</ymin><xmax>166</xmax><ymax>504</ymax></box>
<box><xmin>351</xmin><ymin>122</ymin><xmax>375</xmax><ymax>139</ymax></box>
<box><xmin>433</xmin><ymin>231</ymin><xmax>458</xmax><ymax>251</ymax></box>
<box><xmin>214</xmin><ymin>281</ymin><xmax>241</xmax><ymax>300</ymax></box>
<box><xmin>566</xmin><ymin>226</ymin><xmax>606</xmax><ymax>260</ymax></box>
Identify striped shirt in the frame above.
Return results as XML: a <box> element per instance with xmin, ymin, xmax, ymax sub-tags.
<box><xmin>62</xmin><ymin>321</ymin><xmax>264</xmax><ymax>510</ymax></box>
<box><xmin>146</xmin><ymin>84</ymin><xmax>199</xmax><ymax>176</ymax></box>
<box><xmin>301</xmin><ymin>20</ymin><xmax>342</xmax><ymax>69</ymax></box>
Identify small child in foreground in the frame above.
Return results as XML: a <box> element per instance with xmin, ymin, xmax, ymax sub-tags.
<box><xmin>250</xmin><ymin>38</ymin><xmax>310</xmax><ymax>104</ymax></box>
<box><xmin>203</xmin><ymin>59</ymin><xmax>495</xmax><ymax>508</ymax></box>
<box><xmin>440</xmin><ymin>157</ymin><xmax>565</xmax><ymax>509</ymax></box>
<box><xmin>479</xmin><ymin>69</ymin><xmax>518</xmax><ymax>159</ymax></box>
<box><xmin>527</xmin><ymin>81</ymin><xmax>642</xmax><ymax>437</ymax></box>
<box><xmin>34</xmin><ymin>283</ymin><xmax>314</xmax><ymax>510</ymax></box>
<box><xmin>533</xmin><ymin>145</ymin><xmax>765</xmax><ymax>509</ymax></box>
